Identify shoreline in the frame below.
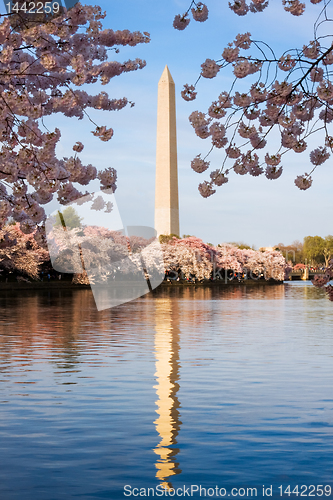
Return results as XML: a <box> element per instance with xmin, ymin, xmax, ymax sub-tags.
<box><xmin>0</xmin><ymin>279</ymin><xmax>286</xmax><ymax>292</ymax></box>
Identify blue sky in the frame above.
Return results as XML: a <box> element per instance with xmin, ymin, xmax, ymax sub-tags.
<box><xmin>5</xmin><ymin>0</ymin><xmax>332</xmax><ymax>247</ymax></box>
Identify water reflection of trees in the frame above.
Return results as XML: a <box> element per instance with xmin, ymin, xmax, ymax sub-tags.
<box><xmin>284</xmin><ymin>282</ymin><xmax>327</xmax><ymax>301</ymax></box>
<box><xmin>0</xmin><ymin>284</ymin><xmax>286</xmax><ymax>362</ymax></box>
<box><xmin>152</xmin><ymin>283</ymin><xmax>285</xmax><ymax>302</ymax></box>
<box><xmin>0</xmin><ymin>290</ymin><xmax>158</xmax><ymax>369</ymax></box>
<box><xmin>0</xmin><ymin>291</ymin><xmax>113</xmax><ymax>370</ymax></box>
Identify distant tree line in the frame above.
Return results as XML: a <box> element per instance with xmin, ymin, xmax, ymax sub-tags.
<box><xmin>274</xmin><ymin>236</ymin><xmax>333</xmax><ymax>268</ymax></box>
<box><xmin>225</xmin><ymin>237</ymin><xmax>333</xmax><ymax>268</ymax></box>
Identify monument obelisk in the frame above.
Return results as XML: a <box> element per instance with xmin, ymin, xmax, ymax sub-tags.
<box><xmin>154</xmin><ymin>66</ymin><xmax>180</xmax><ymax>237</ymax></box>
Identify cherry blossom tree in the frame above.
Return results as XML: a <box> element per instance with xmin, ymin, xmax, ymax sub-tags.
<box><xmin>312</xmin><ymin>262</ymin><xmax>333</xmax><ymax>301</ymax></box>
<box><xmin>44</xmin><ymin>227</ymin><xmax>289</xmax><ymax>284</ymax></box>
<box><xmin>0</xmin><ymin>222</ymin><xmax>49</xmax><ymax>279</ymax></box>
<box><xmin>162</xmin><ymin>236</ymin><xmax>288</xmax><ymax>282</ymax></box>
<box><xmin>174</xmin><ymin>1</ymin><xmax>333</xmax><ymax>197</ymax></box>
<box><xmin>173</xmin><ymin>0</ymin><xmax>333</xmax><ymax>300</ymax></box>
<box><xmin>161</xmin><ymin>236</ymin><xmax>216</xmax><ymax>281</ymax></box>
<box><xmin>0</xmin><ymin>2</ymin><xmax>149</xmax><ymax>237</ymax></box>
<box><xmin>47</xmin><ymin>223</ymin><xmax>163</xmax><ymax>284</ymax></box>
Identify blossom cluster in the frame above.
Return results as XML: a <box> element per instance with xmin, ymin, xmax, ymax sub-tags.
<box><xmin>162</xmin><ymin>237</ymin><xmax>288</xmax><ymax>281</ymax></box>
<box><xmin>174</xmin><ymin>1</ymin><xmax>324</xmax><ymax>31</ymax></box>
<box><xmin>312</xmin><ymin>261</ymin><xmax>333</xmax><ymax>301</ymax></box>
<box><xmin>173</xmin><ymin>2</ymin><xmax>209</xmax><ymax>30</ymax></box>
<box><xmin>0</xmin><ymin>3</ymin><xmax>150</xmax><ymax>233</ymax></box>
<box><xmin>185</xmin><ymin>35</ymin><xmax>333</xmax><ymax>194</ymax></box>
<box><xmin>175</xmin><ymin>1</ymin><xmax>333</xmax><ymax>197</ymax></box>
<box><xmin>39</xmin><ymin>224</ymin><xmax>290</xmax><ymax>284</ymax></box>
<box><xmin>0</xmin><ymin>223</ymin><xmax>49</xmax><ymax>279</ymax></box>
<box><xmin>46</xmin><ymin>224</ymin><xmax>163</xmax><ymax>285</ymax></box>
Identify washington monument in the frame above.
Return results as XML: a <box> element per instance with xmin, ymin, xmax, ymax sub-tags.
<box><xmin>154</xmin><ymin>66</ymin><xmax>180</xmax><ymax>237</ymax></box>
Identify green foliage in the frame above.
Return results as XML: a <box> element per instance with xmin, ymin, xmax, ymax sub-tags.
<box><xmin>303</xmin><ymin>235</ymin><xmax>333</xmax><ymax>266</ymax></box>
<box><xmin>323</xmin><ymin>235</ymin><xmax>333</xmax><ymax>267</ymax></box>
<box><xmin>54</xmin><ymin>207</ymin><xmax>83</xmax><ymax>230</ymax></box>
<box><xmin>227</xmin><ymin>241</ymin><xmax>252</xmax><ymax>250</ymax></box>
<box><xmin>159</xmin><ymin>234</ymin><xmax>180</xmax><ymax>244</ymax></box>
<box><xmin>303</xmin><ymin>236</ymin><xmax>325</xmax><ymax>265</ymax></box>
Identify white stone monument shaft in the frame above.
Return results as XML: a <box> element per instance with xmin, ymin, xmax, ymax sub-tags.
<box><xmin>155</xmin><ymin>66</ymin><xmax>180</xmax><ymax>237</ymax></box>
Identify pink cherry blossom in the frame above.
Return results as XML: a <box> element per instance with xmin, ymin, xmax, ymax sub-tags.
<box><xmin>173</xmin><ymin>14</ymin><xmax>190</xmax><ymax>30</ymax></box>
<box><xmin>218</xmin><ymin>92</ymin><xmax>233</xmax><ymax>108</ymax></box>
<box><xmin>303</xmin><ymin>40</ymin><xmax>320</xmax><ymax>59</ymax></box>
<box><xmin>319</xmin><ymin>108</ymin><xmax>333</xmax><ymax>123</ymax></box>
<box><xmin>234</xmin><ymin>32</ymin><xmax>252</xmax><ymax>49</ymax></box>
<box><xmin>293</xmin><ymin>138</ymin><xmax>308</xmax><ymax>154</ymax></box>
<box><xmin>310</xmin><ymin>67</ymin><xmax>324</xmax><ymax>82</ymax></box>
<box><xmin>73</xmin><ymin>142</ymin><xmax>84</xmax><ymax>153</ymax></box>
<box><xmin>283</xmin><ymin>0</ymin><xmax>305</xmax><ymax>16</ymax></box>
<box><xmin>201</xmin><ymin>59</ymin><xmax>220</xmax><ymax>79</ymax></box>
<box><xmin>234</xmin><ymin>92</ymin><xmax>252</xmax><ymax>107</ymax></box>
<box><xmin>278</xmin><ymin>55</ymin><xmax>296</xmax><ymax>71</ymax></box>
<box><xmin>233</xmin><ymin>159</ymin><xmax>249</xmax><ymax>175</ymax></box>
<box><xmin>317</xmin><ymin>81</ymin><xmax>333</xmax><ymax>101</ymax></box>
<box><xmin>294</xmin><ymin>175</ymin><xmax>313</xmax><ymax>190</ymax></box>
<box><xmin>222</xmin><ymin>45</ymin><xmax>240</xmax><ymax>63</ymax></box>
<box><xmin>210</xmin><ymin>122</ymin><xmax>226</xmax><ymax>139</ymax></box>
<box><xmin>0</xmin><ymin>3</ymin><xmax>150</xmax><ymax>230</ymax></box>
<box><xmin>0</xmin><ymin>223</ymin><xmax>49</xmax><ymax>279</ymax></box>
<box><xmin>92</xmin><ymin>126</ymin><xmax>114</xmax><ymax>141</ymax></box>
<box><xmin>208</xmin><ymin>102</ymin><xmax>227</xmax><ymax>119</ymax></box>
<box><xmin>250</xmin><ymin>135</ymin><xmax>267</xmax><ymax>149</ymax></box>
<box><xmin>322</xmin><ymin>50</ymin><xmax>333</xmax><ymax>66</ymax></box>
<box><xmin>238</xmin><ymin>121</ymin><xmax>257</xmax><ymax>138</ymax></box>
<box><xmin>191</xmin><ymin>155</ymin><xmax>210</xmax><ymax>173</ymax></box>
<box><xmin>247</xmin><ymin>164</ymin><xmax>264</xmax><ymax>176</ymax></box>
<box><xmin>191</xmin><ymin>3</ymin><xmax>209</xmax><ymax>22</ymax></box>
<box><xmin>98</xmin><ymin>167</ymin><xmax>117</xmax><ymax>190</ymax></box>
<box><xmin>181</xmin><ymin>84</ymin><xmax>197</xmax><ymax>101</ymax></box>
<box><xmin>210</xmin><ymin>170</ymin><xmax>229</xmax><ymax>186</ymax></box>
<box><xmin>176</xmin><ymin>1</ymin><xmax>333</xmax><ymax>198</ymax></box>
<box><xmin>198</xmin><ymin>181</ymin><xmax>216</xmax><ymax>198</ymax></box>
<box><xmin>265</xmin><ymin>165</ymin><xmax>283</xmax><ymax>179</ymax></box>
<box><xmin>250</xmin><ymin>0</ymin><xmax>269</xmax><ymax>13</ymax></box>
<box><xmin>265</xmin><ymin>153</ymin><xmax>281</xmax><ymax>166</ymax></box>
<box><xmin>244</xmin><ymin>106</ymin><xmax>260</xmax><ymax>120</ymax></box>
<box><xmin>233</xmin><ymin>59</ymin><xmax>251</xmax><ymax>78</ymax></box>
<box><xmin>278</xmin><ymin>114</ymin><xmax>296</xmax><ymax>128</ymax></box>
<box><xmin>309</xmin><ymin>146</ymin><xmax>330</xmax><ymax>165</ymax></box>
<box><xmin>273</xmin><ymin>80</ymin><xmax>293</xmax><ymax>97</ymax></box>
<box><xmin>325</xmin><ymin>136</ymin><xmax>333</xmax><ymax>149</ymax></box>
<box><xmin>189</xmin><ymin>111</ymin><xmax>211</xmax><ymax>138</ymax></box>
<box><xmin>226</xmin><ymin>145</ymin><xmax>241</xmax><ymax>158</ymax></box>
<box><xmin>229</xmin><ymin>0</ymin><xmax>249</xmax><ymax>16</ymax></box>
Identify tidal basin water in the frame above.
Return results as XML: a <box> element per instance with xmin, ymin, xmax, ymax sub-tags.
<box><xmin>0</xmin><ymin>281</ymin><xmax>333</xmax><ymax>499</ymax></box>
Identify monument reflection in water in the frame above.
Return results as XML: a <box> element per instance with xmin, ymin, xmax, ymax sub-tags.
<box><xmin>153</xmin><ymin>298</ymin><xmax>182</xmax><ymax>488</ymax></box>
<box><xmin>3</xmin><ymin>283</ymin><xmax>333</xmax><ymax>499</ymax></box>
